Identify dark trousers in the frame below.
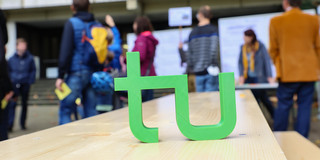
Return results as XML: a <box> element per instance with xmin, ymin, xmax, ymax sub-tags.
<box><xmin>142</xmin><ymin>90</ymin><xmax>154</xmax><ymax>102</ymax></box>
<box><xmin>274</xmin><ymin>82</ymin><xmax>315</xmax><ymax>138</ymax></box>
<box><xmin>245</xmin><ymin>77</ymin><xmax>274</xmax><ymax>117</ymax></box>
<box><xmin>8</xmin><ymin>84</ymin><xmax>30</xmax><ymax>129</ymax></box>
<box><xmin>112</xmin><ymin>92</ymin><xmax>124</xmax><ymax>110</ymax></box>
<box><xmin>0</xmin><ymin>103</ymin><xmax>9</xmax><ymax>141</ymax></box>
<box><xmin>252</xmin><ymin>90</ymin><xmax>274</xmax><ymax>118</ymax></box>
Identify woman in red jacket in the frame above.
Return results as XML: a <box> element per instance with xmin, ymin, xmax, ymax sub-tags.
<box><xmin>131</xmin><ymin>16</ymin><xmax>159</xmax><ymax>102</ymax></box>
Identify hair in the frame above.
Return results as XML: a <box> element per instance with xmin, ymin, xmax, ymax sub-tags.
<box><xmin>244</xmin><ymin>29</ymin><xmax>257</xmax><ymax>44</ymax></box>
<box><xmin>288</xmin><ymin>0</ymin><xmax>302</xmax><ymax>7</ymax></box>
<box><xmin>106</xmin><ymin>28</ymin><xmax>113</xmax><ymax>45</ymax></box>
<box><xmin>134</xmin><ymin>16</ymin><xmax>154</xmax><ymax>35</ymax></box>
<box><xmin>16</xmin><ymin>38</ymin><xmax>27</xmax><ymax>45</ymax></box>
<box><xmin>198</xmin><ymin>5</ymin><xmax>213</xmax><ymax>19</ymax></box>
<box><xmin>73</xmin><ymin>0</ymin><xmax>90</xmax><ymax>12</ymax></box>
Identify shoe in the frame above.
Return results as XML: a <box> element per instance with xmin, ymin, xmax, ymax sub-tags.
<box><xmin>7</xmin><ymin>127</ymin><xmax>13</xmax><ymax>132</ymax></box>
<box><xmin>21</xmin><ymin>126</ymin><xmax>27</xmax><ymax>130</ymax></box>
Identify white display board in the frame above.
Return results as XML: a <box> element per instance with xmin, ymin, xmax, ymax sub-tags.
<box><xmin>127</xmin><ymin>28</ymin><xmax>192</xmax><ymax>76</ymax></box>
<box><xmin>46</xmin><ymin>67</ymin><xmax>58</xmax><ymax>79</ymax></box>
<box><xmin>168</xmin><ymin>7</ymin><xmax>192</xmax><ymax>27</ymax></box>
<box><xmin>218</xmin><ymin>9</ymin><xmax>316</xmax><ymax>80</ymax></box>
<box><xmin>0</xmin><ymin>0</ymin><xmax>21</xmax><ymax>9</ymax></box>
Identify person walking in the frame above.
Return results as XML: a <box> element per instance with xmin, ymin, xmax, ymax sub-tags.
<box><xmin>7</xmin><ymin>38</ymin><xmax>36</xmax><ymax>131</ymax></box>
<box><xmin>187</xmin><ymin>5</ymin><xmax>219</xmax><ymax>92</ymax></box>
<box><xmin>56</xmin><ymin>0</ymin><xmax>109</xmax><ymax>124</ymax></box>
<box><xmin>105</xmin><ymin>14</ymin><xmax>122</xmax><ymax>71</ymax></box>
<box><xmin>269</xmin><ymin>0</ymin><xmax>320</xmax><ymax>137</ymax></box>
<box><xmin>131</xmin><ymin>16</ymin><xmax>159</xmax><ymax>102</ymax></box>
<box><xmin>238</xmin><ymin>29</ymin><xmax>274</xmax><ymax>118</ymax></box>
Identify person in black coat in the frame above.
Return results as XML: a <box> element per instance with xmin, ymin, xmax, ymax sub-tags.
<box><xmin>0</xmin><ymin>9</ymin><xmax>13</xmax><ymax>141</ymax></box>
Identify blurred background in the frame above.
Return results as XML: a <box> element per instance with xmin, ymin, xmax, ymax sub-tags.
<box><xmin>1</xmin><ymin>0</ymin><xmax>320</xmax><ymax>146</ymax></box>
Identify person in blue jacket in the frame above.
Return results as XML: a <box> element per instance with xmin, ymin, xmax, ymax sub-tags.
<box><xmin>95</xmin><ymin>15</ymin><xmax>123</xmax><ymax>113</ymax></box>
<box><xmin>56</xmin><ymin>0</ymin><xmax>100</xmax><ymax>124</ymax></box>
<box><xmin>7</xmin><ymin>38</ymin><xmax>36</xmax><ymax>131</ymax></box>
<box><xmin>105</xmin><ymin>14</ymin><xmax>122</xmax><ymax>71</ymax></box>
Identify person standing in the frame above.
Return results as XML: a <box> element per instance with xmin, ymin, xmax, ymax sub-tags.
<box><xmin>187</xmin><ymin>5</ymin><xmax>219</xmax><ymax>92</ymax></box>
<box><xmin>238</xmin><ymin>29</ymin><xmax>274</xmax><ymax>118</ymax></box>
<box><xmin>56</xmin><ymin>0</ymin><xmax>104</xmax><ymax>124</ymax></box>
<box><xmin>0</xmin><ymin>9</ymin><xmax>13</xmax><ymax>141</ymax></box>
<box><xmin>131</xmin><ymin>16</ymin><xmax>159</xmax><ymax>102</ymax></box>
<box><xmin>178</xmin><ymin>42</ymin><xmax>196</xmax><ymax>92</ymax></box>
<box><xmin>7</xmin><ymin>38</ymin><xmax>36</xmax><ymax>131</ymax></box>
<box><xmin>269</xmin><ymin>0</ymin><xmax>320</xmax><ymax>137</ymax></box>
<box><xmin>105</xmin><ymin>14</ymin><xmax>122</xmax><ymax>71</ymax></box>
<box><xmin>95</xmin><ymin>14</ymin><xmax>124</xmax><ymax>112</ymax></box>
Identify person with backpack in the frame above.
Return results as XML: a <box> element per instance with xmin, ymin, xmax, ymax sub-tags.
<box><xmin>56</xmin><ymin>0</ymin><xmax>109</xmax><ymax>124</ymax></box>
<box><xmin>93</xmin><ymin>14</ymin><xmax>124</xmax><ymax>114</ymax></box>
<box><xmin>92</xmin><ymin>48</ymin><xmax>115</xmax><ymax>114</ymax></box>
<box><xmin>105</xmin><ymin>14</ymin><xmax>122</xmax><ymax>72</ymax></box>
<box><xmin>131</xmin><ymin>16</ymin><xmax>159</xmax><ymax>102</ymax></box>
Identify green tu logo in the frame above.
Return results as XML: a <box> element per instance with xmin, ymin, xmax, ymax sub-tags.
<box><xmin>114</xmin><ymin>52</ymin><xmax>236</xmax><ymax>143</ymax></box>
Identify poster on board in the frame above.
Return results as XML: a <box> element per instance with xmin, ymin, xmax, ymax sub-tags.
<box><xmin>168</xmin><ymin>7</ymin><xmax>192</xmax><ymax>27</ymax></box>
<box><xmin>127</xmin><ymin>28</ymin><xmax>192</xmax><ymax>76</ymax></box>
<box><xmin>218</xmin><ymin>9</ymin><xmax>316</xmax><ymax>80</ymax></box>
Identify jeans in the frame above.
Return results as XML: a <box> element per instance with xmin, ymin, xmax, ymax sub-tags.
<box><xmin>245</xmin><ymin>76</ymin><xmax>274</xmax><ymax>118</ymax></box>
<box><xmin>113</xmin><ymin>92</ymin><xmax>124</xmax><ymax>110</ymax></box>
<box><xmin>8</xmin><ymin>83</ymin><xmax>30</xmax><ymax>129</ymax></box>
<box><xmin>142</xmin><ymin>90</ymin><xmax>154</xmax><ymax>102</ymax></box>
<box><xmin>252</xmin><ymin>90</ymin><xmax>274</xmax><ymax>118</ymax></box>
<box><xmin>245</xmin><ymin>76</ymin><xmax>258</xmax><ymax>84</ymax></box>
<box><xmin>274</xmin><ymin>82</ymin><xmax>315</xmax><ymax>138</ymax></box>
<box><xmin>195</xmin><ymin>74</ymin><xmax>219</xmax><ymax>92</ymax></box>
<box><xmin>59</xmin><ymin>70</ymin><xmax>97</xmax><ymax>125</ymax></box>
<box><xmin>96</xmin><ymin>92</ymin><xmax>113</xmax><ymax>114</ymax></box>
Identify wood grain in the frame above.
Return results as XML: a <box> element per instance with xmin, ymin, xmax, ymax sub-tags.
<box><xmin>274</xmin><ymin>131</ymin><xmax>320</xmax><ymax>160</ymax></box>
<box><xmin>0</xmin><ymin>90</ymin><xmax>286</xmax><ymax>160</ymax></box>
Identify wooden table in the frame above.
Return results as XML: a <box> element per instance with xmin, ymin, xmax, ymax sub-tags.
<box><xmin>274</xmin><ymin>131</ymin><xmax>320</xmax><ymax>160</ymax></box>
<box><xmin>0</xmin><ymin>90</ymin><xmax>286</xmax><ymax>160</ymax></box>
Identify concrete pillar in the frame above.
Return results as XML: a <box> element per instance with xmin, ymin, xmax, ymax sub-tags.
<box><xmin>5</xmin><ymin>21</ymin><xmax>16</xmax><ymax>59</ymax></box>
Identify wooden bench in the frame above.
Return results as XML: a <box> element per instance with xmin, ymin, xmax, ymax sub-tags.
<box><xmin>274</xmin><ymin>131</ymin><xmax>320</xmax><ymax>160</ymax></box>
<box><xmin>0</xmin><ymin>90</ymin><xmax>286</xmax><ymax>159</ymax></box>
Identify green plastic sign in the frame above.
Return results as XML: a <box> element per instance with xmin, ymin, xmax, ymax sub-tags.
<box><xmin>114</xmin><ymin>52</ymin><xmax>236</xmax><ymax>143</ymax></box>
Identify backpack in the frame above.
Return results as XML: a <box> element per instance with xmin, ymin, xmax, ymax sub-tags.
<box><xmin>91</xmin><ymin>71</ymin><xmax>114</xmax><ymax>94</ymax></box>
<box><xmin>70</xmin><ymin>17</ymin><xmax>109</xmax><ymax>69</ymax></box>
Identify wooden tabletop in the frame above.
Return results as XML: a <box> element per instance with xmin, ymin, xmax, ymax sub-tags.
<box><xmin>0</xmin><ymin>90</ymin><xmax>286</xmax><ymax>160</ymax></box>
<box><xmin>274</xmin><ymin>131</ymin><xmax>320</xmax><ymax>160</ymax></box>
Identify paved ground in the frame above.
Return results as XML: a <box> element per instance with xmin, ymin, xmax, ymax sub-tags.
<box><xmin>8</xmin><ymin>106</ymin><xmax>59</xmax><ymax>139</ymax></box>
<box><xmin>8</xmin><ymin>103</ymin><xmax>320</xmax><ymax>147</ymax></box>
